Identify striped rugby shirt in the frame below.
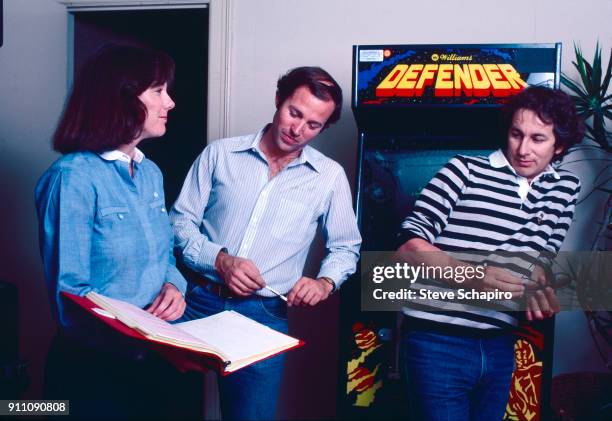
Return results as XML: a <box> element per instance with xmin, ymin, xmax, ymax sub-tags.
<box><xmin>399</xmin><ymin>149</ymin><xmax>580</xmax><ymax>330</ymax></box>
<box><xmin>170</xmin><ymin>127</ymin><xmax>362</xmax><ymax>296</ymax></box>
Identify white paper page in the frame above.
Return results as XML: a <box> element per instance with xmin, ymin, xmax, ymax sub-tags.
<box><xmin>176</xmin><ymin>311</ymin><xmax>298</xmax><ymax>362</ymax></box>
<box><xmin>90</xmin><ymin>293</ymin><xmax>205</xmax><ymax>346</ymax></box>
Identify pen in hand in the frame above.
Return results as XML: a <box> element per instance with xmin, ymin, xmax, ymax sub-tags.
<box><xmin>264</xmin><ymin>285</ymin><xmax>288</xmax><ymax>302</ymax></box>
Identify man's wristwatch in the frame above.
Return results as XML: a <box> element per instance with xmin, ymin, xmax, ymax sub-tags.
<box><xmin>319</xmin><ymin>277</ymin><xmax>336</xmax><ymax>294</ymax></box>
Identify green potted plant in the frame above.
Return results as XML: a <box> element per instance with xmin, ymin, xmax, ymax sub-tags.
<box><xmin>550</xmin><ymin>43</ymin><xmax>612</xmax><ymax>421</ymax></box>
<box><xmin>561</xmin><ymin>43</ymin><xmax>611</xmax><ymax>151</ymax></box>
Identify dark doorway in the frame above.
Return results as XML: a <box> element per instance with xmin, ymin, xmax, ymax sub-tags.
<box><xmin>73</xmin><ymin>8</ymin><xmax>208</xmax><ymax>206</ymax></box>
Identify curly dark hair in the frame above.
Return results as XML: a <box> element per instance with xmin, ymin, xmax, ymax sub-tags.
<box><xmin>53</xmin><ymin>44</ymin><xmax>175</xmax><ymax>154</ymax></box>
<box><xmin>276</xmin><ymin>66</ymin><xmax>342</xmax><ymax>130</ymax></box>
<box><xmin>501</xmin><ymin>86</ymin><xmax>585</xmax><ymax>159</ymax></box>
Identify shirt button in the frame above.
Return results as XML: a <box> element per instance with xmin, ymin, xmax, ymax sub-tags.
<box><xmin>118</xmin><ymin>214</ymin><xmax>124</xmax><ymax>220</ymax></box>
<box><xmin>154</xmin><ymin>192</ymin><xmax>159</xmax><ymax>198</ymax></box>
<box><xmin>161</xmin><ymin>207</ymin><xmax>166</xmax><ymax>213</ymax></box>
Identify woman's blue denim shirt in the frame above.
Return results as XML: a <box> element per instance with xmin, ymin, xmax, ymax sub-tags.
<box><xmin>35</xmin><ymin>150</ymin><xmax>187</xmax><ymax>328</ymax></box>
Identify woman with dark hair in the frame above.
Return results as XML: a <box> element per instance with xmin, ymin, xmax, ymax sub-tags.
<box><xmin>35</xmin><ymin>45</ymin><xmax>194</xmax><ymax>419</ymax></box>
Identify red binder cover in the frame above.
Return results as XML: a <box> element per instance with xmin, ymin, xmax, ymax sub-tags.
<box><xmin>62</xmin><ymin>292</ymin><xmax>304</xmax><ymax>375</ymax></box>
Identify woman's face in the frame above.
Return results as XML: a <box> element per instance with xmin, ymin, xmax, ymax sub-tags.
<box><xmin>137</xmin><ymin>83</ymin><xmax>175</xmax><ymax>141</ymax></box>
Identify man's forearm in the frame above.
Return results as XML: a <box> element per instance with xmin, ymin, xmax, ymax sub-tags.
<box><xmin>172</xmin><ymin>216</ymin><xmax>226</xmax><ymax>274</ymax></box>
<box><xmin>398</xmin><ymin>237</ymin><xmax>462</xmax><ymax>269</ymax></box>
<box><xmin>397</xmin><ymin>237</ymin><xmax>525</xmax><ymax>296</ymax></box>
<box><xmin>317</xmin><ymin>247</ymin><xmax>360</xmax><ymax>290</ymax></box>
<box><xmin>397</xmin><ymin>237</ymin><xmax>479</xmax><ymax>288</ymax></box>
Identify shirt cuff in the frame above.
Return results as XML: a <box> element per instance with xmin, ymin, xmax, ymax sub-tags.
<box><xmin>536</xmin><ymin>252</ymin><xmax>555</xmax><ymax>272</ymax></box>
<box><xmin>316</xmin><ymin>268</ymin><xmax>341</xmax><ymax>290</ymax></box>
<box><xmin>396</xmin><ymin>229</ymin><xmax>430</xmax><ymax>248</ymax></box>
<box><xmin>184</xmin><ymin>240</ymin><xmax>227</xmax><ymax>275</ymax></box>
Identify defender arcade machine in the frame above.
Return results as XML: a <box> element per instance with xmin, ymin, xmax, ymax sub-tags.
<box><xmin>339</xmin><ymin>43</ymin><xmax>562</xmax><ymax>421</ymax></box>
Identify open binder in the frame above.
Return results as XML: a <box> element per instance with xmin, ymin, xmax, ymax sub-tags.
<box><xmin>62</xmin><ymin>291</ymin><xmax>303</xmax><ymax>375</ymax></box>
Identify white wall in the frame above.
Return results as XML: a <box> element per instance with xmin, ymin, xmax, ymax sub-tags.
<box><xmin>225</xmin><ymin>0</ymin><xmax>611</xmax><ymax>184</ymax></box>
<box><xmin>0</xmin><ymin>0</ymin><xmax>67</xmax><ymax>398</ymax></box>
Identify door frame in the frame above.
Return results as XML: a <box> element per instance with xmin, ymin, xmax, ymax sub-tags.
<box><xmin>58</xmin><ymin>0</ymin><xmax>233</xmax><ymax>143</ymax></box>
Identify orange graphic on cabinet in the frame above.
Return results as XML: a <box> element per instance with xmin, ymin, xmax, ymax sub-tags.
<box><xmin>346</xmin><ymin>322</ymin><xmax>384</xmax><ymax>407</ymax></box>
<box><xmin>504</xmin><ymin>335</ymin><xmax>543</xmax><ymax>421</ymax></box>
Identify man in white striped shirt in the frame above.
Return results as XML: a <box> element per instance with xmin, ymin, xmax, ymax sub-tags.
<box><xmin>170</xmin><ymin>67</ymin><xmax>361</xmax><ymax>420</ymax></box>
<box><xmin>397</xmin><ymin>86</ymin><xmax>584</xmax><ymax>421</ymax></box>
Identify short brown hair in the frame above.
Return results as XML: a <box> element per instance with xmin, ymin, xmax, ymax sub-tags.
<box><xmin>276</xmin><ymin>66</ymin><xmax>342</xmax><ymax>129</ymax></box>
<box><xmin>502</xmin><ymin>86</ymin><xmax>584</xmax><ymax>159</ymax></box>
<box><xmin>53</xmin><ymin>44</ymin><xmax>175</xmax><ymax>154</ymax></box>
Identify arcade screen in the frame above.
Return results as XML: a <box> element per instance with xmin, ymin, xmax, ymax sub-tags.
<box><xmin>360</xmin><ymin>138</ymin><xmax>494</xmax><ymax>251</ymax></box>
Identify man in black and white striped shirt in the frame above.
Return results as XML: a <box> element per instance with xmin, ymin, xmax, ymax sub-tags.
<box><xmin>397</xmin><ymin>86</ymin><xmax>584</xmax><ymax>421</ymax></box>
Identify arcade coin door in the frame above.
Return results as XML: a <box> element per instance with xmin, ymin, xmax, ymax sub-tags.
<box><xmin>339</xmin><ymin>43</ymin><xmax>561</xmax><ymax>420</ymax></box>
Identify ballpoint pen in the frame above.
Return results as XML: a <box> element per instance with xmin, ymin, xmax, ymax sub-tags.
<box><xmin>265</xmin><ymin>285</ymin><xmax>288</xmax><ymax>302</ymax></box>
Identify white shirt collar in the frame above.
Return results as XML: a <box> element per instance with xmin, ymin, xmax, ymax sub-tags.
<box><xmin>488</xmin><ymin>149</ymin><xmax>559</xmax><ymax>180</ymax></box>
<box><xmin>489</xmin><ymin>149</ymin><xmax>559</xmax><ymax>201</ymax></box>
<box><xmin>99</xmin><ymin>147</ymin><xmax>145</xmax><ymax>164</ymax></box>
<box><xmin>236</xmin><ymin>126</ymin><xmax>322</xmax><ymax>173</ymax></box>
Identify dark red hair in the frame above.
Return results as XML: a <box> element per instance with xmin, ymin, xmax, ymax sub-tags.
<box><xmin>53</xmin><ymin>44</ymin><xmax>175</xmax><ymax>154</ymax></box>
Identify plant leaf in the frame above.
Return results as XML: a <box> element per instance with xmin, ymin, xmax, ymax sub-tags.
<box><xmin>591</xmin><ymin>41</ymin><xmax>602</xmax><ymax>94</ymax></box>
<box><xmin>562</xmin><ymin>74</ymin><xmax>588</xmax><ymax>97</ymax></box>
<box><xmin>574</xmin><ymin>44</ymin><xmax>592</xmax><ymax>91</ymax></box>
<box><xmin>565</xmin><ymin>42</ymin><xmax>612</xmax><ymax>151</ymax></box>
<box><xmin>601</xmin><ymin>48</ymin><xmax>612</xmax><ymax>95</ymax></box>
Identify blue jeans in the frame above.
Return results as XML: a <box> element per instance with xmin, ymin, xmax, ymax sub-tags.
<box><xmin>400</xmin><ymin>327</ymin><xmax>515</xmax><ymax>421</ymax></box>
<box><xmin>179</xmin><ymin>283</ymin><xmax>288</xmax><ymax>420</ymax></box>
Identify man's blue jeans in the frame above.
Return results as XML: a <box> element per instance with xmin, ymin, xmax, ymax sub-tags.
<box><xmin>179</xmin><ymin>283</ymin><xmax>288</xmax><ymax>420</ymax></box>
<box><xmin>400</xmin><ymin>325</ymin><xmax>515</xmax><ymax>421</ymax></box>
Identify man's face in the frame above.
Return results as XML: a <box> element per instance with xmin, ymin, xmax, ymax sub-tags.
<box><xmin>268</xmin><ymin>85</ymin><xmax>335</xmax><ymax>155</ymax></box>
<box><xmin>505</xmin><ymin>108</ymin><xmax>563</xmax><ymax>182</ymax></box>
